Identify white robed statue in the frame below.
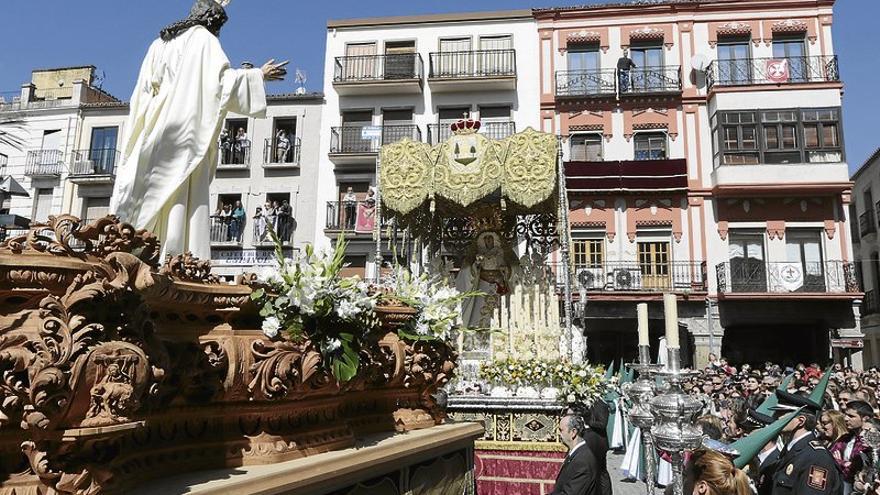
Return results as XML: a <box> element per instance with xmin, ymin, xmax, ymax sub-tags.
<box><xmin>110</xmin><ymin>0</ymin><xmax>287</xmax><ymax>260</ymax></box>
<box><xmin>456</xmin><ymin>232</ymin><xmax>512</xmax><ymax>329</ymax></box>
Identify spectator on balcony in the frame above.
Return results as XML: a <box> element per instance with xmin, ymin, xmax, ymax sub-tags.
<box><xmin>343</xmin><ymin>187</ymin><xmax>358</xmax><ymax>231</ymax></box>
<box><xmin>253</xmin><ymin>206</ymin><xmax>266</xmax><ymax>241</ymax></box>
<box><xmin>278</xmin><ymin>199</ymin><xmax>292</xmax><ymax>240</ymax></box>
<box><xmin>234</xmin><ymin>127</ymin><xmax>249</xmax><ymax>163</ymax></box>
<box><xmin>230</xmin><ymin>200</ymin><xmax>245</xmax><ymax>242</ymax></box>
<box><xmin>617</xmin><ymin>49</ymin><xmax>636</xmax><ymax>93</ymax></box>
<box><xmin>263</xmin><ymin>200</ymin><xmax>277</xmax><ymax>237</ymax></box>
<box><xmin>219</xmin><ymin>127</ymin><xmax>232</xmax><ymax>163</ymax></box>
<box><xmin>275</xmin><ymin>129</ymin><xmax>290</xmax><ymax>163</ymax></box>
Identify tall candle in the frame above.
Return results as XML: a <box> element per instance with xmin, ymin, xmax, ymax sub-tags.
<box><xmin>663</xmin><ymin>293</ymin><xmax>680</xmax><ymax>348</ymax></box>
<box><xmin>637</xmin><ymin>303</ymin><xmax>649</xmax><ymax>346</ymax></box>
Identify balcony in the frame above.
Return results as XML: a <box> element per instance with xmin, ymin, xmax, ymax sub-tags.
<box><xmin>706</xmin><ymin>56</ymin><xmax>839</xmax><ymax>90</ymax></box>
<box><xmin>427</xmin><ymin>121</ymin><xmax>516</xmax><ymax>145</ymax></box>
<box><xmin>565</xmin><ymin>159</ymin><xmax>688</xmax><ymax>192</ymax></box>
<box><xmin>555</xmin><ymin>69</ymin><xmax>617</xmax><ymax>99</ymax></box>
<box><xmin>263</xmin><ymin>137</ymin><xmax>301</xmax><ymax>169</ymax></box>
<box><xmin>716</xmin><ymin>261</ymin><xmax>860</xmax><ymax>297</ymax></box>
<box><xmin>217</xmin><ymin>139</ymin><xmax>251</xmax><ymax>170</ymax></box>
<box><xmin>333</xmin><ymin>53</ymin><xmax>423</xmax><ymax>95</ymax></box>
<box><xmin>209</xmin><ymin>216</ymin><xmax>244</xmax><ymax>246</ymax></box>
<box><xmin>68</xmin><ymin>149</ymin><xmax>119</xmax><ymax>184</ymax></box>
<box><xmin>253</xmin><ymin>215</ymin><xmax>294</xmax><ymax>246</ymax></box>
<box><xmin>25</xmin><ymin>150</ymin><xmax>64</xmax><ymax>177</ymax></box>
<box><xmin>861</xmin><ymin>210</ymin><xmax>877</xmax><ymax>238</ymax></box>
<box><xmin>558</xmin><ymin>261</ymin><xmax>707</xmax><ymax>293</ymax></box>
<box><xmin>428</xmin><ymin>49</ymin><xmax>517</xmax><ymax>92</ymax></box>
<box><xmin>329</xmin><ymin>124</ymin><xmax>421</xmax><ymax>165</ymax></box>
<box><xmin>325</xmin><ymin>200</ymin><xmax>388</xmax><ymax>234</ymax></box>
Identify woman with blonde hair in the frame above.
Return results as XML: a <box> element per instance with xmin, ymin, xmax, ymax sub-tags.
<box><xmin>684</xmin><ymin>448</ymin><xmax>751</xmax><ymax>495</ymax></box>
<box><xmin>817</xmin><ymin>409</ymin><xmax>848</xmax><ymax>447</ymax></box>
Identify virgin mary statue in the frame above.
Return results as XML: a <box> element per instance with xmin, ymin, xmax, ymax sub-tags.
<box><xmin>110</xmin><ymin>0</ymin><xmax>286</xmax><ymax>260</ymax></box>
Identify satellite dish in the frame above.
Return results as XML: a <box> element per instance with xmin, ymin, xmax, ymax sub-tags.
<box><xmin>691</xmin><ymin>53</ymin><xmax>710</xmax><ymax>72</ymax></box>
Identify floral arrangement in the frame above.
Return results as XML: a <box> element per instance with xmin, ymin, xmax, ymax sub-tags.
<box><xmin>251</xmin><ymin>235</ymin><xmax>377</xmax><ymax>382</ymax></box>
<box><xmin>479</xmin><ymin>358</ymin><xmax>608</xmax><ymax>405</ymax></box>
<box><xmin>251</xmin><ymin>231</ymin><xmax>474</xmax><ymax>383</ymax></box>
<box><xmin>379</xmin><ymin>265</ymin><xmax>478</xmax><ymax>341</ymax></box>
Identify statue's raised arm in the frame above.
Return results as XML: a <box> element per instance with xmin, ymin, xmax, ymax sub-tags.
<box><xmin>110</xmin><ymin>0</ymin><xmax>285</xmax><ymax>260</ymax></box>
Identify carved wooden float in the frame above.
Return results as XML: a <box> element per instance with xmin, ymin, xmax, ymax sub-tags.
<box><xmin>0</xmin><ymin>215</ymin><xmax>456</xmax><ymax>494</ymax></box>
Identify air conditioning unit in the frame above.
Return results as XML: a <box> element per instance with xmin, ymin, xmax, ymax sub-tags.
<box><xmin>576</xmin><ymin>267</ymin><xmax>606</xmax><ymax>290</ymax></box>
<box><xmin>613</xmin><ymin>268</ymin><xmax>643</xmax><ymax>290</ymax></box>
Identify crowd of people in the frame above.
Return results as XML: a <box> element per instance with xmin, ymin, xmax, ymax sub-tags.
<box><xmin>210</xmin><ymin>199</ymin><xmax>293</xmax><ymax>243</ymax></box>
<box><xmin>219</xmin><ymin>127</ymin><xmax>251</xmax><ymax>165</ymax></box>
<box><xmin>554</xmin><ymin>359</ymin><xmax>880</xmax><ymax>495</ymax></box>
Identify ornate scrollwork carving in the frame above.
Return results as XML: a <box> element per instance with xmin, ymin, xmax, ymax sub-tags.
<box><xmin>160</xmin><ymin>252</ymin><xmax>220</xmax><ymax>284</ymax></box>
<box><xmin>248</xmin><ymin>340</ymin><xmax>328</xmax><ymax>401</ymax></box>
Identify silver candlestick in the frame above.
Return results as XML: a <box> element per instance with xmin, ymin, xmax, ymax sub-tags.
<box><xmin>649</xmin><ymin>346</ymin><xmax>703</xmax><ymax>495</ymax></box>
<box><xmin>623</xmin><ymin>344</ymin><xmax>663</xmax><ymax>494</ymax></box>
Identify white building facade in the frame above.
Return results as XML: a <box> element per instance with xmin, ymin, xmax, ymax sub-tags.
<box><xmin>316</xmin><ymin>10</ymin><xmax>542</xmax><ymax>278</ymax></box>
<box><xmin>852</xmin><ymin>149</ymin><xmax>880</xmax><ymax>366</ymax></box>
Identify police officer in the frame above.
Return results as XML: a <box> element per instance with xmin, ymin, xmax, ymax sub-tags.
<box><xmin>768</xmin><ymin>388</ymin><xmax>843</xmax><ymax>495</ymax></box>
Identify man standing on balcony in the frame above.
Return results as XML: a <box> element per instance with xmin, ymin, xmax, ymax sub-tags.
<box><xmin>617</xmin><ymin>49</ymin><xmax>636</xmax><ymax>93</ymax></box>
<box><xmin>109</xmin><ymin>0</ymin><xmax>287</xmax><ymax>260</ymax></box>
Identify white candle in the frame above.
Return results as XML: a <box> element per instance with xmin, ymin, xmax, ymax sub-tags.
<box><xmin>637</xmin><ymin>303</ymin><xmax>649</xmax><ymax>346</ymax></box>
<box><xmin>663</xmin><ymin>293</ymin><xmax>679</xmax><ymax>348</ymax></box>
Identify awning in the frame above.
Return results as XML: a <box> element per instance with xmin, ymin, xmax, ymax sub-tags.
<box><xmin>0</xmin><ymin>176</ymin><xmax>29</xmax><ymax>197</ymax></box>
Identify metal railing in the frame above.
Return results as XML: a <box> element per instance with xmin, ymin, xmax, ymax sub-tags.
<box><xmin>218</xmin><ymin>139</ymin><xmax>251</xmax><ymax>168</ymax></box>
<box><xmin>325</xmin><ymin>200</ymin><xmax>387</xmax><ymax>232</ymax></box>
<box><xmin>555</xmin><ymin>69</ymin><xmax>617</xmax><ymax>97</ymax></box>
<box><xmin>706</xmin><ymin>56</ymin><xmax>839</xmax><ymax>89</ymax></box>
<box><xmin>210</xmin><ymin>216</ymin><xmax>244</xmax><ymax>245</ymax></box>
<box><xmin>427</xmin><ymin>121</ymin><xmax>516</xmax><ymax>144</ymax></box>
<box><xmin>550</xmin><ymin>261</ymin><xmax>706</xmax><ymax>292</ymax></box>
<box><xmin>429</xmin><ymin>49</ymin><xmax>516</xmax><ymax>79</ymax></box>
<box><xmin>263</xmin><ymin>137</ymin><xmax>301</xmax><ymax>166</ymax></box>
<box><xmin>623</xmin><ymin>66</ymin><xmax>682</xmax><ymax>94</ymax></box>
<box><xmin>333</xmin><ymin>53</ymin><xmax>424</xmax><ymax>83</ymax></box>
<box><xmin>70</xmin><ymin>148</ymin><xmax>119</xmax><ymax>176</ymax></box>
<box><xmin>329</xmin><ymin>124</ymin><xmax>421</xmax><ymax>154</ymax></box>
<box><xmin>716</xmin><ymin>260</ymin><xmax>859</xmax><ymax>294</ymax></box>
<box><xmin>25</xmin><ymin>150</ymin><xmax>64</xmax><ymax>176</ymax></box>
<box><xmin>253</xmin><ymin>215</ymin><xmax>294</xmax><ymax>245</ymax></box>
<box><xmin>864</xmin><ymin>290</ymin><xmax>880</xmax><ymax>316</ymax></box>
<box><xmin>861</xmin><ymin>210</ymin><xmax>877</xmax><ymax>237</ymax></box>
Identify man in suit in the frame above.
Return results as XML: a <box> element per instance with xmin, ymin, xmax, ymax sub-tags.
<box><xmin>552</xmin><ymin>413</ymin><xmax>599</xmax><ymax>495</ymax></box>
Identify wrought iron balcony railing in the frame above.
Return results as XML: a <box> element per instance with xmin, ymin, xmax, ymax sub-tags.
<box><xmin>69</xmin><ymin>148</ymin><xmax>119</xmax><ymax>177</ymax></box>
<box><xmin>864</xmin><ymin>290</ymin><xmax>880</xmax><ymax>316</ymax></box>
<box><xmin>253</xmin><ymin>214</ymin><xmax>294</xmax><ymax>245</ymax></box>
<box><xmin>263</xmin><ymin>137</ymin><xmax>301</xmax><ymax>166</ymax></box>
<box><xmin>25</xmin><ymin>150</ymin><xmax>64</xmax><ymax>176</ymax></box>
<box><xmin>218</xmin><ymin>139</ymin><xmax>251</xmax><ymax>168</ymax></box>
<box><xmin>333</xmin><ymin>53</ymin><xmax>424</xmax><ymax>83</ymax></box>
<box><xmin>427</xmin><ymin>121</ymin><xmax>516</xmax><ymax>144</ymax></box>
<box><xmin>325</xmin><ymin>200</ymin><xmax>390</xmax><ymax>232</ymax></box>
<box><xmin>555</xmin><ymin>69</ymin><xmax>617</xmax><ymax>98</ymax></box>
<box><xmin>428</xmin><ymin>49</ymin><xmax>516</xmax><ymax>79</ymax></box>
<box><xmin>716</xmin><ymin>260</ymin><xmax>859</xmax><ymax>294</ymax></box>
<box><xmin>861</xmin><ymin>210</ymin><xmax>877</xmax><ymax>237</ymax></box>
<box><xmin>555</xmin><ymin>261</ymin><xmax>707</xmax><ymax>292</ymax></box>
<box><xmin>210</xmin><ymin>215</ymin><xmax>244</xmax><ymax>245</ymax></box>
<box><xmin>706</xmin><ymin>56</ymin><xmax>839</xmax><ymax>89</ymax></box>
<box><xmin>329</xmin><ymin>124</ymin><xmax>421</xmax><ymax>154</ymax></box>
<box><xmin>623</xmin><ymin>66</ymin><xmax>682</xmax><ymax>94</ymax></box>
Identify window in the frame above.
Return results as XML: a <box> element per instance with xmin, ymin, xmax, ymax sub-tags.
<box><xmin>478</xmin><ymin>35</ymin><xmax>513</xmax><ymax>76</ymax></box>
<box><xmin>728</xmin><ymin>231</ymin><xmax>766</xmax><ymax>292</ymax></box>
<box><xmin>384</xmin><ymin>41</ymin><xmax>417</xmax><ymax>80</ymax></box>
<box><xmin>716</xmin><ymin>37</ymin><xmax>751</xmax><ymax>85</ymax></box>
<box><xmin>634</xmin><ymin>132</ymin><xmax>667</xmax><ymax>160</ymax></box>
<box><xmin>438</xmin><ymin>38</ymin><xmax>472</xmax><ymax>77</ymax></box>
<box><xmin>33</xmin><ymin>188</ymin><xmax>54</xmax><ymax>222</ymax></box>
<box><xmin>772</xmin><ymin>36</ymin><xmax>807</xmax><ymax>82</ymax></box>
<box><xmin>570</xmin><ymin>134</ymin><xmax>603</xmax><ymax>162</ymax></box>
<box><xmin>82</xmin><ymin>197</ymin><xmax>110</xmax><ymax>223</ymax></box>
<box><xmin>382</xmin><ymin>108</ymin><xmax>414</xmax><ymax>144</ymax></box>
<box><xmin>637</xmin><ymin>241</ymin><xmax>670</xmax><ymax>289</ymax></box>
<box><xmin>434</xmin><ymin>106</ymin><xmax>471</xmax><ymax>144</ymax></box>
<box><xmin>711</xmin><ymin>108</ymin><xmax>843</xmax><ymax>166</ymax></box>
<box><xmin>786</xmin><ymin>230</ymin><xmax>825</xmax><ymax>291</ymax></box>
<box><xmin>220</xmin><ymin>119</ymin><xmax>250</xmax><ymax>165</ymax></box>
<box><xmin>89</xmin><ymin>127</ymin><xmax>119</xmax><ymax>172</ymax></box>
<box><xmin>573</xmin><ymin>238</ymin><xmax>604</xmax><ymax>268</ymax></box>
<box><xmin>479</xmin><ymin>106</ymin><xmax>513</xmax><ymax>139</ymax></box>
<box><xmin>344</xmin><ymin>42</ymin><xmax>377</xmax><ymax>80</ymax></box>
<box><xmin>629</xmin><ymin>42</ymin><xmax>665</xmax><ymax>92</ymax></box>
<box><xmin>269</xmin><ymin>118</ymin><xmax>297</xmax><ymax>164</ymax></box>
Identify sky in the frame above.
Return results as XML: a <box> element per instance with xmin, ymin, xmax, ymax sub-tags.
<box><xmin>0</xmin><ymin>0</ymin><xmax>876</xmax><ymax>170</ymax></box>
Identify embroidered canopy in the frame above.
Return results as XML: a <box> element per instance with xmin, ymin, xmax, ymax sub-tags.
<box><xmin>378</xmin><ymin>119</ymin><xmax>559</xmax><ymax>217</ymax></box>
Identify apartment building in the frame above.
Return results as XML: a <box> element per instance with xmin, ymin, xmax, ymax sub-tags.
<box><xmin>852</xmin><ymin>149</ymin><xmax>880</xmax><ymax>366</ymax></box>
<box><xmin>316</xmin><ymin>10</ymin><xmax>541</xmax><ymax>278</ymax></box>
<box><xmin>0</xmin><ymin>66</ymin><xmax>119</xmax><ymax>230</ymax></box>
<box><xmin>535</xmin><ymin>0</ymin><xmax>859</xmax><ymax>367</ymax></box>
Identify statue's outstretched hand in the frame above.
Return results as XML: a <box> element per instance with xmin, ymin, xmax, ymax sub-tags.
<box><xmin>261</xmin><ymin>59</ymin><xmax>289</xmax><ymax>81</ymax></box>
